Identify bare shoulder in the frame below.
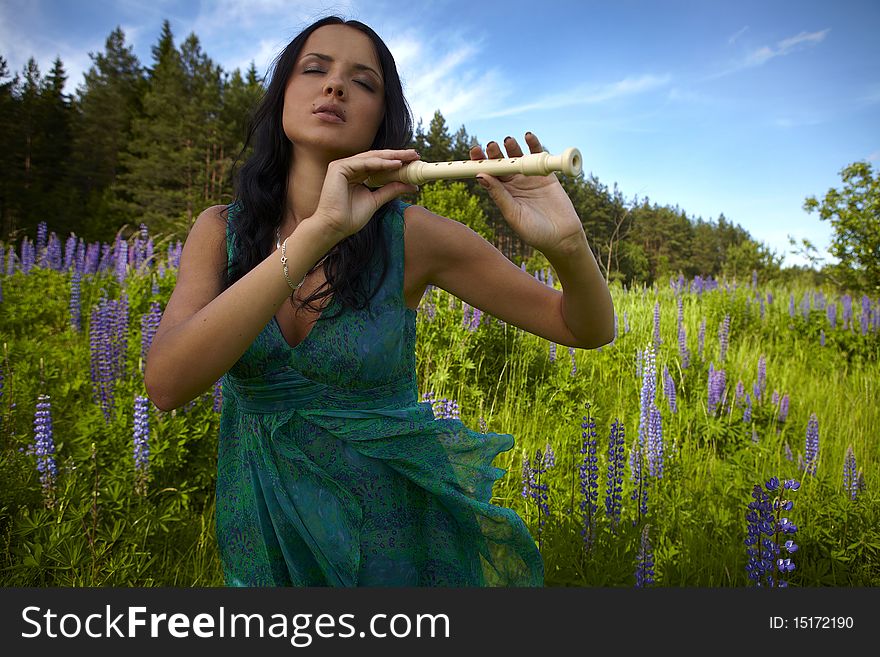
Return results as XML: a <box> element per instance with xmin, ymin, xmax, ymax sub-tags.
<box><xmin>156</xmin><ymin>205</ymin><xmax>230</xmax><ymax>332</ymax></box>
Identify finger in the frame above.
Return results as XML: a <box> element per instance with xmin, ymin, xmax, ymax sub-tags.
<box><xmin>469</xmin><ymin>144</ymin><xmax>486</xmax><ymax>160</ymax></box>
<box><xmin>503</xmin><ymin>135</ymin><xmax>524</xmax><ymax>158</ymax></box>
<box><xmin>476</xmin><ymin>173</ymin><xmax>518</xmax><ymax>218</ymax></box>
<box><xmin>524</xmin><ymin>132</ymin><xmax>543</xmax><ymax>154</ymax></box>
<box><xmin>358</xmin><ymin>148</ymin><xmax>420</xmax><ymax>161</ymax></box>
<box><xmin>370</xmin><ymin>182</ymin><xmax>419</xmax><ymax>208</ymax></box>
<box><xmin>485</xmin><ymin>140</ymin><xmax>504</xmax><ymax>159</ymax></box>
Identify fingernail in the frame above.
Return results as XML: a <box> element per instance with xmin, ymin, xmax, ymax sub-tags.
<box><xmin>504</xmin><ymin>136</ymin><xmax>512</xmax><ymax>142</ymax></box>
<box><xmin>525</xmin><ymin>131</ymin><xmax>533</xmax><ymax>137</ymax></box>
<box><xmin>476</xmin><ymin>176</ymin><xmax>490</xmax><ymax>189</ymax></box>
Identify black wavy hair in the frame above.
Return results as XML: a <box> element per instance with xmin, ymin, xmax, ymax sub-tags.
<box><xmin>225</xmin><ymin>16</ymin><xmax>413</xmax><ymax>320</ymax></box>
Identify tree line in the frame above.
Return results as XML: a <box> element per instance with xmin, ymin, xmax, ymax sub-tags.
<box><xmin>4</xmin><ymin>20</ymin><xmax>867</xmax><ymax>289</ymax></box>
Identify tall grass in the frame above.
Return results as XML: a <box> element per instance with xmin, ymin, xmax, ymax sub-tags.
<box><xmin>1</xmin><ymin>228</ymin><xmax>877</xmax><ymax>586</ymax></box>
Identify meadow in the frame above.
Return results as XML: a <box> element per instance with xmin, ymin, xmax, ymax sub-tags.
<box><xmin>1</xmin><ymin>223</ymin><xmax>878</xmax><ymax>587</ymax></box>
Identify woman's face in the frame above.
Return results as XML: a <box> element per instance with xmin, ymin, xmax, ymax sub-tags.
<box><xmin>282</xmin><ymin>24</ymin><xmax>386</xmax><ymax>161</ymax></box>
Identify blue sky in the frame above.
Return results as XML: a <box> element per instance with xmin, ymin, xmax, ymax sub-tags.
<box><xmin>2</xmin><ymin>0</ymin><xmax>878</xmax><ymax>268</ymax></box>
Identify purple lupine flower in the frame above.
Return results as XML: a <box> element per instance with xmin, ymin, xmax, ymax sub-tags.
<box><xmin>635</xmin><ymin>524</ymin><xmax>655</xmax><ymax>587</ymax></box>
<box><xmin>63</xmin><ymin>235</ymin><xmax>77</xmax><ymax>271</ymax></box>
<box><xmin>841</xmin><ymin>294</ymin><xmax>852</xmax><ymax>329</ymax></box>
<box><xmin>757</xmin><ymin>355</ymin><xmax>766</xmax><ymax>401</ymax></box>
<box><xmin>678</xmin><ymin>323</ymin><xmax>689</xmax><ymax>369</ymax></box>
<box><xmin>605</xmin><ymin>419</ymin><xmax>625</xmax><ymax>531</ymax></box>
<box><xmin>662</xmin><ymin>365</ymin><xmax>677</xmax><ymax>414</ymax></box>
<box><xmin>804</xmin><ymin>413</ymin><xmax>819</xmax><ymax>476</ymax></box>
<box><xmin>735</xmin><ymin>380</ymin><xmax>745</xmax><ymax>406</ymax></box>
<box><xmin>788</xmin><ymin>294</ymin><xmax>795</xmax><ymax>318</ymax></box>
<box><xmin>624</xmin><ymin>311</ymin><xmax>630</xmax><ymax>334</ymax></box>
<box><xmin>646</xmin><ymin>405</ymin><xmax>664</xmax><ymax>478</ymax></box>
<box><xmin>20</xmin><ymin>237</ymin><xmax>35</xmax><ymax>274</ymax></box>
<box><xmin>827</xmin><ymin>304</ymin><xmax>837</xmax><ymax>329</ymax></box>
<box><xmin>637</xmin><ymin>344</ymin><xmax>657</xmax><ymax>451</ymax></box>
<box><xmin>114</xmin><ymin>235</ymin><xmax>128</xmax><ymax>283</ymax></box>
<box><xmin>521</xmin><ymin>450</ymin><xmax>531</xmax><ymax>499</ymax></box>
<box><xmin>213</xmin><ymin>378</ymin><xmax>223</xmax><ymax>413</ymax></box>
<box><xmin>745</xmin><ymin>477</ymin><xmax>800</xmax><ymax>587</ymax></box>
<box><xmin>569</xmin><ymin>346</ymin><xmax>577</xmax><ymax>376</ymax></box>
<box><xmin>523</xmin><ymin>447</ymin><xmax>552</xmax><ymax>550</ymax></box>
<box><xmin>800</xmin><ymin>293</ymin><xmax>810</xmax><ymax>320</ymax></box>
<box><xmin>820</xmin><ymin>330</ymin><xmax>825</xmax><ymax>346</ymax></box>
<box><xmin>718</xmin><ymin>314</ymin><xmax>730</xmax><ymax>361</ymax></box>
<box><xmin>89</xmin><ymin>295</ymin><xmax>130</xmax><ymax>422</ymax></box>
<box><xmin>843</xmin><ymin>445</ymin><xmax>858</xmax><ymax>501</ymax></box>
<box><xmin>612</xmin><ymin>311</ymin><xmax>618</xmax><ymax>344</ymax></box>
<box><xmin>549</xmin><ymin>341</ymin><xmax>556</xmax><ymax>362</ymax></box>
<box><xmin>653</xmin><ymin>301</ymin><xmax>661</xmax><ymax>349</ymax></box>
<box><xmin>779</xmin><ymin>393</ymin><xmax>790</xmax><ymax>423</ymax></box>
<box><xmin>468</xmin><ymin>306</ymin><xmax>482</xmax><ymax>331</ymax></box>
<box><xmin>30</xmin><ymin>394</ymin><xmax>58</xmax><ymax>504</ymax></box>
<box><xmin>758</xmin><ymin>293</ymin><xmax>765</xmax><ymax>320</ymax></box>
<box><xmin>579</xmin><ymin>407</ymin><xmax>599</xmax><ymax>549</ymax></box>
<box><xmin>743</xmin><ymin>393</ymin><xmax>752</xmax><ymax>423</ymax></box>
<box><xmin>168</xmin><ymin>241</ymin><xmax>183</xmax><ymax>269</ymax></box>
<box><xmin>629</xmin><ymin>440</ymin><xmax>648</xmax><ymax>523</ymax></box>
<box><xmin>783</xmin><ymin>442</ymin><xmax>793</xmax><ymax>462</ymax></box>
<box><xmin>69</xmin><ymin>269</ymin><xmax>82</xmax><ymax>332</ymax></box>
<box><xmin>435</xmin><ymin>397</ymin><xmax>460</xmax><ymax>420</ymax></box>
<box><xmin>133</xmin><ymin>394</ymin><xmax>150</xmax><ymax>495</ymax></box>
<box><xmin>707</xmin><ymin>363</ymin><xmax>726</xmax><ymax>416</ymax></box>
<box><xmin>36</xmin><ymin>222</ymin><xmax>48</xmax><ymax>264</ymax></box>
<box><xmin>46</xmin><ymin>233</ymin><xmax>62</xmax><ymax>270</ymax></box>
<box><xmin>635</xmin><ymin>348</ymin><xmax>643</xmax><ymax>380</ymax></box>
<box><xmin>544</xmin><ymin>441</ymin><xmax>557</xmax><ymax>468</ymax></box>
<box><xmin>751</xmin><ymin>270</ymin><xmax>758</xmax><ymax>289</ymax></box>
<box><xmin>84</xmin><ymin>242</ymin><xmax>99</xmax><ymax>274</ymax></box>
<box><xmin>698</xmin><ymin>317</ymin><xmax>706</xmax><ymax>359</ymax></box>
<box><xmin>140</xmin><ymin>301</ymin><xmax>163</xmax><ymax>367</ymax></box>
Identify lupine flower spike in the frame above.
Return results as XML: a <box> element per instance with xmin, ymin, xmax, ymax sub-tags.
<box><xmin>745</xmin><ymin>477</ymin><xmax>800</xmax><ymax>587</ymax></box>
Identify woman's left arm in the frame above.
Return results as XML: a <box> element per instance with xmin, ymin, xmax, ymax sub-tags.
<box><xmin>406</xmin><ymin>133</ymin><xmax>615</xmax><ymax>349</ymax></box>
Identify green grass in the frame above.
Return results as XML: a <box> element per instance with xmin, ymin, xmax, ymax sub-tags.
<box><xmin>1</xmin><ymin>252</ymin><xmax>878</xmax><ymax>586</ymax></box>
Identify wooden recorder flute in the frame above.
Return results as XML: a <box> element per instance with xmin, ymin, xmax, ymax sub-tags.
<box><xmin>365</xmin><ymin>147</ymin><xmax>582</xmax><ymax>187</ymax></box>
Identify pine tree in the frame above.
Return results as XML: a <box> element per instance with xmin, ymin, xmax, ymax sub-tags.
<box><xmin>71</xmin><ymin>27</ymin><xmax>146</xmax><ymax>240</ymax></box>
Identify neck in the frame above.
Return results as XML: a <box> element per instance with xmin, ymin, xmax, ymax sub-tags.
<box><xmin>283</xmin><ymin>146</ymin><xmax>330</xmax><ymax>237</ymax></box>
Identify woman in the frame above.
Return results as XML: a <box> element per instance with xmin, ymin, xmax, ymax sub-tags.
<box><xmin>144</xmin><ymin>16</ymin><xmax>614</xmax><ymax>587</ymax></box>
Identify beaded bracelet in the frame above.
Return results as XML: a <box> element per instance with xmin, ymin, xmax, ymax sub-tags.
<box><xmin>280</xmin><ymin>237</ymin><xmax>308</xmax><ymax>291</ymax></box>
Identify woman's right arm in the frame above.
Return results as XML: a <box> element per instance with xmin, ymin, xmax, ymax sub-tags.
<box><xmin>143</xmin><ymin>205</ymin><xmax>338</xmax><ymax>411</ymax></box>
<box><xmin>144</xmin><ymin>149</ymin><xmax>420</xmax><ymax>411</ymax></box>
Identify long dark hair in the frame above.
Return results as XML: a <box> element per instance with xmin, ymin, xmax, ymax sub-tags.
<box><xmin>225</xmin><ymin>16</ymin><xmax>413</xmax><ymax>320</ymax></box>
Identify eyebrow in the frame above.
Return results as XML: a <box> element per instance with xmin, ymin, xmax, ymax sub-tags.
<box><xmin>300</xmin><ymin>52</ymin><xmax>383</xmax><ymax>81</ymax></box>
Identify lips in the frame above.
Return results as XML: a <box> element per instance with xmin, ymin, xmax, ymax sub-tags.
<box><xmin>313</xmin><ymin>103</ymin><xmax>345</xmax><ymax>123</ymax></box>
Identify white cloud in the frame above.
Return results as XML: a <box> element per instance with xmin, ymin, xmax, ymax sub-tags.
<box><xmin>743</xmin><ymin>29</ymin><xmax>830</xmax><ymax>68</ymax></box>
<box><xmin>482</xmin><ymin>74</ymin><xmax>671</xmax><ymax>120</ymax></box>
<box><xmin>728</xmin><ymin>26</ymin><xmax>749</xmax><ymax>45</ymax></box>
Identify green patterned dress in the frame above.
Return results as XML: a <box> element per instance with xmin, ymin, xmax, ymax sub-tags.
<box><xmin>216</xmin><ymin>200</ymin><xmax>544</xmax><ymax>586</ymax></box>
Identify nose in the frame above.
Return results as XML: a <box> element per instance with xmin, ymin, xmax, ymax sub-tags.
<box><xmin>323</xmin><ymin>78</ymin><xmax>345</xmax><ymax>99</ymax></box>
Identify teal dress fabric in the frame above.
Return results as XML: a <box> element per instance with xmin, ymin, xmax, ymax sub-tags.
<box><xmin>216</xmin><ymin>200</ymin><xmax>544</xmax><ymax>587</ymax></box>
